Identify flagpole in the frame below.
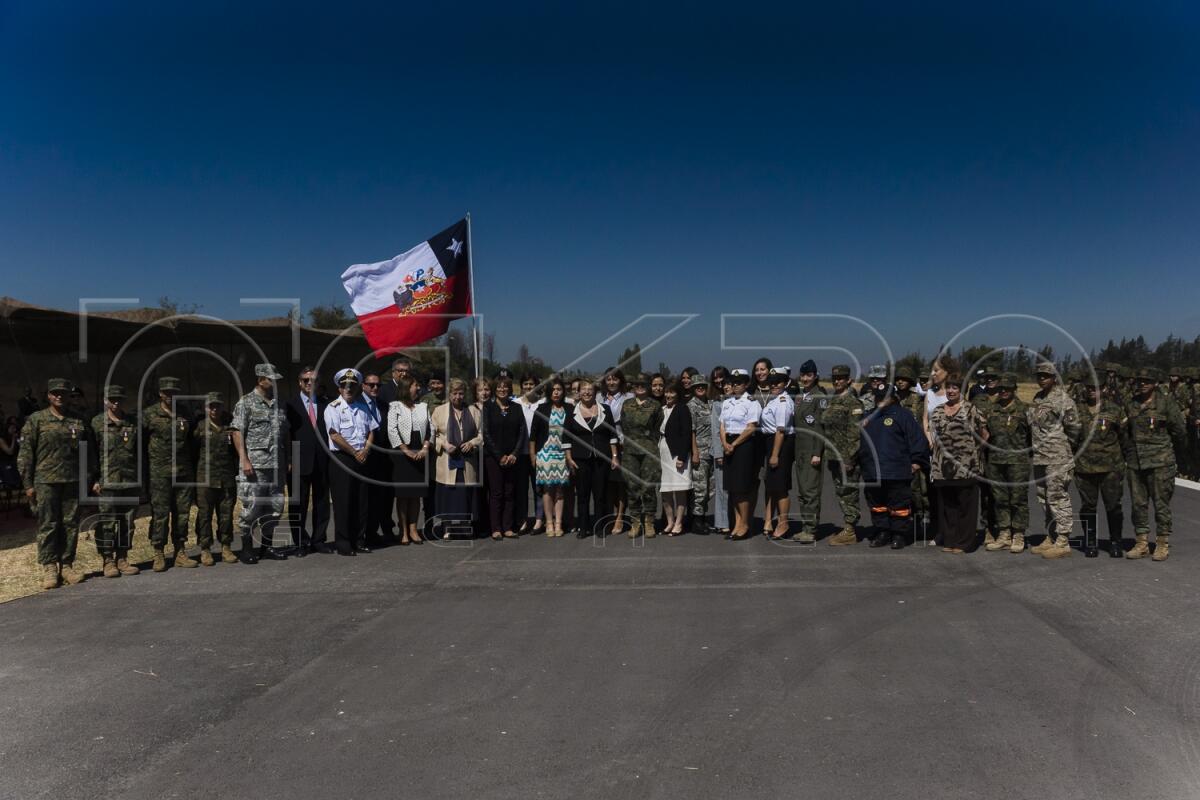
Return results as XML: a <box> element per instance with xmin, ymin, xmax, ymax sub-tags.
<box><xmin>466</xmin><ymin>211</ymin><xmax>481</xmax><ymax>381</ymax></box>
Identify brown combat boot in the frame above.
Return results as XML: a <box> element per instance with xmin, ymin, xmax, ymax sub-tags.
<box><xmin>829</xmin><ymin>524</ymin><xmax>857</xmax><ymax>546</ymax></box>
<box><xmin>1152</xmin><ymin>533</ymin><xmax>1170</xmax><ymax>562</ymax></box>
<box><xmin>1009</xmin><ymin>532</ymin><xmax>1026</xmax><ymax>553</ymax></box>
<box><xmin>643</xmin><ymin>514</ymin><xmax>657</xmax><ymax>539</ymax></box>
<box><xmin>1126</xmin><ymin>533</ymin><xmax>1150</xmax><ymax>560</ymax></box>
<box><xmin>174</xmin><ymin>547</ymin><xmax>198</xmax><ymax>568</ymax></box>
<box><xmin>220</xmin><ymin>544</ymin><xmax>238</xmax><ymax>564</ymax></box>
<box><xmin>116</xmin><ymin>552</ymin><xmax>140</xmax><ymax>575</ymax></box>
<box><xmin>983</xmin><ymin>530</ymin><xmax>997</xmax><ymax>548</ymax></box>
<box><xmin>1042</xmin><ymin>535</ymin><xmax>1072</xmax><ymax>560</ymax></box>
<box><xmin>199</xmin><ymin>549</ymin><xmax>215</xmax><ymax>567</ymax></box>
<box><xmin>41</xmin><ymin>563</ymin><xmax>60</xmax><ymax>590</ymax></box>
<box><xmin>102</xmin><ymin>556</ymin><xmax>121</xmax><ymax>578</ymax></box>
<box><xmin>152</xmin><ymin>548</ymin><xmax>168</xmax><ymax>572</ymax></box>
<box><xmin>627</xmin><ymin>516</ymin><xmax>641</xmax><ymax>538</ymax></box>
<box><xmin>61</xmin><ymin>561</ymin><xmax>87</xmax><ymax>584</ymax></box>
<box><xmin>986</xmin><ymin>530</ymin><xmax>1012</xmax><ymax>552</ymax></box>
<box><xmin>1031</xmin><ymin>536</ymin><xmax>1057</xmax><ymax>555</ymax></box>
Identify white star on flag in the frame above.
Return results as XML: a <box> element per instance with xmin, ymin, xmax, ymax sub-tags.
<box><xmin>447</xmin><ymin>237</ymin><xmax>463</xmax><ymax>258</ymax></box>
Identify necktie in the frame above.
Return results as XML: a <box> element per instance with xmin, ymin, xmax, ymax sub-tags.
<box><xmin>307</xmin><ymin>396</ymin><xmax>316</xmax><ymax>427</ymax></box>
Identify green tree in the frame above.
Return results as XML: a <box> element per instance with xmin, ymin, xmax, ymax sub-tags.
<box><xmin>309</xmin><ymin>302</ymin><xmax>356</xmax><ymax>330</ymax></box>
<box><xmin>617</xmin><ymin>343</ymin><xmax>643</xmax><ymax>376</ymax></box>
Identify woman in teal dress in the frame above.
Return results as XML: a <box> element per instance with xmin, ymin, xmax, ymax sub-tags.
<box><xmin>530</xmin><ymin>379</ymin><xmax>572</xmax><ymax>536</ymax></box>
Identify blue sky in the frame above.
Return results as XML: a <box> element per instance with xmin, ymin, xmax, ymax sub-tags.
<box><xmin>2</xmin><ymin>1</ymin><xmax>1198</xmax><ymax>372</ymax></box>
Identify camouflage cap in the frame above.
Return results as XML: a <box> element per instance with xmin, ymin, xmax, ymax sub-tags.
<box><xmin>1167</xmin><ymin>366</ymin><xmax>1183</xmax><ymax>377</ymax></box>
<box><xmin>1184</xmin><ymin>366</ymin><xmax>1199</xmax><ymax>379</ymax></box>
<box><xmin>689</xmin><ymin>374</ymin><xmax>709</xmax><ymax>387</ymax></box>
<box><xmin>255</xmin><ymin>363</ymin><xmax>284</xmax><ymax>380</ymax></box>
<box><xmin>1118</xmin><ymin>365</ymin><xmax>1134</xmax><ymax>379</ymax></box>
<box><xmin>1134</xmin><ymin>366</ymin><xmax>1163</xmax><ymax>382</ymax></box>
<box><xmin>47</xmin><ymin>377</ymin><xmax>72</xmax><ymax>393</ymax></box>
<box><xmin>894</xmin><ymin>364</ymin><xmax>916</xmax><ymax>383</ymax></box>
<box><xmin>205</xmin><ymin>392</ymin><xmax>224</xmax><ymax>406</ymax></box>
<box><xmin>830</xmin><ymin>364</ymin><xmax>852</xmax><ymax>378</ymax></box>
<box><xmin>867</xmin><ymin>364</ymin><xmax>888</xmax><ymax>379</ymax></box>
<box><xmin>158</xmin><ymin>376</ymin><xmax>182</xmax><ymax>393</ymax></box>
<box><xmin>998</xmin><ymin>372</ymin><xmax>1018</xmax><ymax>389</ymax></box>
<box><xmin>629</xmin><ymin>372</ymin><xmax>651</xmax><ymax>386</ymax></box>
<box><xmin>983</xmin><ymin>368</ymin><xmax>999</xmax><ymax>379</ymax></box>
<box><xmin>1034</xmin><ymin>360</ymin><xmax>1057</xmax><ymax>376</ymax></box>
<box><xmin>1100</xmin><ymin>361</ymin><xmax>1120</xmax><ymax>374</ymax></box>
<box><xmin>104</xmin><ymin>384</ymin><xmax>127</xmax><ymax>400</ymax></box>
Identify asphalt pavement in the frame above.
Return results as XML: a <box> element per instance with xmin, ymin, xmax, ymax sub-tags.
<box><xmin>2</xmin><ymin>482</ymin><xmax>1199</xmax><ymax>800</ymax></box>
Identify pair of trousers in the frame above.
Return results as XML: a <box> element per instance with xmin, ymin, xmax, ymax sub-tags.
<box><xmin>864</xmin><ymin>480</ymin><xmax>914</xmax><ymax>539</ymax></box>
<box><xmin>329</xmin><ymin>452</ymin><xmax>367</xmax><ymax>553</ymax></box>
<box><xmin>573</xmin><ymin>457</ymin><xmax>609</xmax><ymax>534</ymax></box>
<box><xmin>484</xmin><ymin>455</ymin><xmax>518</xmax><ymax>533</ymax></box>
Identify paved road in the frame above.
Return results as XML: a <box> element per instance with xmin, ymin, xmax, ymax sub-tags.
<box><xmin>2</xmin><ymin>483</ymin><xmax>1199</xmax><ymax>800</ymax></box>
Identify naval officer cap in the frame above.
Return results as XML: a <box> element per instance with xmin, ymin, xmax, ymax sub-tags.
<box><xmin>335</xmin><ymin>368</ymin><xmax>363</xmax><ymax>386</ymax></box>
<box><xmin>768</xmin><ymin>367</ymin><xmax>791</xmax><ymax>384</ymax></box>
<box><xmin>728</xmin><ymin>369</ymin><xmax>751</xmax><ymax>384</ymax></box>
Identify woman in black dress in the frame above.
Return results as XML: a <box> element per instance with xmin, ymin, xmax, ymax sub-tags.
<box><xmin>386</xmin><ymin>377</ymin><xmax>430</xmax><ymax>544</ymax></box>
<box><xmin>482</xmin><ymin>376</ymin><xmax>528</xmax><ymax>539</ymax></box>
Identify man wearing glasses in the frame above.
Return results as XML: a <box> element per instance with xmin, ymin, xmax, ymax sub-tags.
<box><xmin>19</xmin><ymin>378</ymin><xmax>93</xmax><ymax>590</ymax></box>
<box><xmin>285</xmin><ymin>366</ymin><xmax>332</xmax><ymax>554</ymax></box>
<box><xmin>1123</xmin><ymin>366</ymin><xmax>1186</xmax><ymax>560</ymax></box>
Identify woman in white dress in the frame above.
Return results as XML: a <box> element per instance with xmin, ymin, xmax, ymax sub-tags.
<box><xmin>658</xmin><ymin>383</ymin><xmax>693</xmax><ymax>535</ymax></box>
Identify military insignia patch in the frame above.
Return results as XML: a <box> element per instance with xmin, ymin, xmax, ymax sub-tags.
<box><xmin>883</xmin><ymin>417</ymin><xmax>894</xmax><ymax>426</ymax></box>
<box><xmin>804</xmin><ymin>414</ymin><xmax>815</xmax><ymax>425</ymax></box>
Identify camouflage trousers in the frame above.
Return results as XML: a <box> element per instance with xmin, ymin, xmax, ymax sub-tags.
<box><xmin>793</xmin><ymin>455</ymin><xmax>823</xmax><ymax>534</ymax></box>
<box><xmin>33</xmin><ymin>482</ymin><xmax>80</xmax><ymax>566</ymax></box>
<box><xmin>910</xmin><ymin>468</ymin><xmax>929</xmax><ymax>517</ymax></box>
<box><xmin>622</xmin><ymin>451</ymin><xmax>659</xmax><ymax>518</ymax></box>
<box><xmin>1127</xmin><ymin>465</ymin><xmax>1175</xmax><ymax>535</ymax></box>
<box><xmin>196</xmin><ymin>482</ymin><xmax>236</xmax><ymax>548</ymax></box>
<box><xmin>689</xmin><ymin>456</ymin><xmax>713</xmax><ymax>517</ymax></box>
<box><xmin>149</xmin><ymin>475</ymin><xmax>194</xmax><ymax>549</ymax></box>
<box><xmin>237</xmin><ymin>469</ymin><xmax>285</xmax><ymax>546</ymax></box>
<box><xmin>826</xmin><ymin>459</ymin><xmax>860</xmax><ymax>525</ymax></box>
<box><xmin>1076</xmin><ymin>470</ymin><xmax>1123</xmax><ymax>517</ymax></box>
<box><xmin>95</xmin><ymin>486</ymin><xmax>140</xmax><ymax>556</ymax></box>
<box><xmin>1033</xmin><ymin>464</ymin><xmax>1074</xmax><ymax>538</ymax></box>
<box><xmin>985</xmin><ymin>461</ymin><xmax>1031</xmax><ymax>534</ymax></box>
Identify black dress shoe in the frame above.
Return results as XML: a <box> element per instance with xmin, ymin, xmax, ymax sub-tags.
<box><xmin>241</xmin><ymin>551</ymin><xmax>259</xmax><ymax>565</ymax></box>
<box><xmin>258</xmin><ymin>548</ymin><xmax>288</xmax><ymax>561</ymax></box>
<box><xmin>1085</xmin><ymin>547</ymin><xmax>1099</xmax><ymax>558</ymax></box>
<box><xmin>294</xmin><ymin>547</ymin><xmax>308</xmax><ymax>558</ymax></box>
<box><xmin>869</xmin><ymin>532</ymin><xmax>891</xmax><ymax>548</ymax></box>
<box><xmin>693</xmin><ymin>519</ymin><xmax>709</xmax><ymax>536</ymax></box>
<box><xmin>337</xmin><ymin>548</ymin><xmax>357</xmax><ymax>557</ymax></box>
<box><xmin>890</xmin><ymin>534</ymin><xmax>906</xmax><ymax>550</ymax></box>
<box><xmin>314</xmin><ymin>543</ymin><xmax>335</xmax><ymax>554</ymax></box>
<box><xmin>356</xmin><ymin>544</ymin><xmax>373</xmax><ymax>554</ymax></box>
<box><xmin>1108</xmin><ymin>540</ymin><xmax>1124</xmax><ymax>558</ymax></box>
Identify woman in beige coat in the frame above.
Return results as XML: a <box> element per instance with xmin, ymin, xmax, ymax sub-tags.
<box><xmin>430</xmin><ymin>378</ymin><xmax>484</xmax><ymax>539</ymax></box>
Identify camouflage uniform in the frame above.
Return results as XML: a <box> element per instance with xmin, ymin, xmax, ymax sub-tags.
<box><xmin>792</xmin><ymin>383</ymin><xmax>828</xmax><ymax>539</ymax></box>
<box><xmin>231</xmin><ymin>380</ymin><xmax>287</xmax><ymax>548</ymax></box>
<box><xmin>619</xmin><ymin>393</ymin><xmax>662</xmax><ymax>525</ymax></box>
<box><xmin>981</xmin><ymin>394</ymin><xmax>1031</xmax><ymax>538</ymax></box>
<box><xmin>1166</xmin><ymin>375</ymin><xmax>1192</xmax><ymax>477</ymax></box>
<box><xmin>18</xmin><ymin>387</ymin><xmax>90</xmax><ymax>569</ymax></box>
<box><xmin>822</xmin><ymin>378</ymin><xmax>863</xmax><ymax>529</ymax></box>
<box><xmin>90</xmin><ymin>396</ymin><xmax>141</xmax><ymax>559</ymax></box>
<box><xmin>1074</xmin><ymin>394</ymin><xmax>1127</xmax><ymax>555</ymax></box>
<box><xmin>1027</xmin><ymin>381</ymin><xmax>1081</xmax><ymax>553</ymax></box>
<box><xmin>194</xmin><ymin>396</ymin><xmax>239</xmax><ymax>551</ymax></box>
<box><xmin>687</xmin><ymin>392</ymin><xmax>713</xmax><ymax>521</ymax></box>
<box><xmin>142</xmin><ymin>389</ymin><xmax>195</xmax><ymax>552</ymax></box>
<box><xmin>1123</xmin><ymin>378</ymin><xmax>1185</xmax><ymax>557</ymax></box>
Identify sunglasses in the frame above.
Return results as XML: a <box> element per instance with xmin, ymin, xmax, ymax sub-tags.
<box><xmin>339</xmin><ymin>380</ymin><xmax>359</xmax><ymax>388</ymax></box>
<box><xmin>364</xmin><ymin>382</ymin><xmax>380</xmax><ymax>387</ymax></box>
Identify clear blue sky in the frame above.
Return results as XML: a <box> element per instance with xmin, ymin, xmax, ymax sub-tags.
<box><xmin>2</xmin><ymin>1</ymin><xmax>1198</xmax><ymax>372</ymax></box>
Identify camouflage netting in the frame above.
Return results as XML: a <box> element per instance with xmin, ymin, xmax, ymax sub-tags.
<box><xmin>0</xmin><ymin>297</ymin><xmax>449</xmax><ymax>418</ymax></box>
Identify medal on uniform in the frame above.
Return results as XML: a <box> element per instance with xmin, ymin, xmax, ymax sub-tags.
<box><xmin>122</xmin><ymin>429</ymin><xmax>129</xmax><ymax>443</ymax></box>
<box><xmin>179</xmin><ymin>419</ymin><xmax>186</xmax><ymax>432</ymax></box>
<box><xmin>805</xmin><ymin>414</ymin><xmax>815</xmax><ymax>425</ymax></box>
<box><xmin>1098</xmin><ymin>418</ymin><xmax>1108</xmax><ymax>432</ymax></box>
<box><xmin>226</xmin><ymin>433</ymin><xmax>233</xmax><ymax>446</ymax></box>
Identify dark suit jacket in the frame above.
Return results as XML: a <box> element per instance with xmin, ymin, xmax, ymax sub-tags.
<box><xmin>285</xmin><ymin>393</ymin><xmax>329</xmax><ymax>476</ymax></box>
<box><xmin>663</xmin><ymin>403</ymin><xmax>693</xmax><ymax>461</ymax></box>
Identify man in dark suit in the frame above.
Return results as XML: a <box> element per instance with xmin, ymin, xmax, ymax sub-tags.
<box><xmin>361</xmin><ymin>373</ymin><xmax>396</xmax><ymax>547</ymax></box>
<box><xmin>376</xmin><ymin>357</ymin><xmax>411</xmax><ymax>412</ymax></box>
<box><xmin>285</xmin><ymin>366</ymin><xmax>332</xmax><ymax>554</ymax></box>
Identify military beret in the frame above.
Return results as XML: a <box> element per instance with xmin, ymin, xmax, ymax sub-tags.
<box><xmin>830</xmin><ymin>364</ymin><xmax>851</xmax><ymax>378</ymax></box>
<box><xmin>728</xmin><ymin>369</ymin><xmax>751</xmax><ymax>384</ymax></box>
<box><xmin>999</xmin><ymin>372</ymin><xmax>1018</xmax><ymax>389</ymax></box>
<box><xmin>104</xmin><ymin>384</ymin><xmax>126</xmax><ymax>400</ymax></box>
<box><xmin>158</xmin><ymin>376</ymin><xmax>182</xmax><ymax>393</ymax></box>
<box><xmin>799</xmin><ymin>359</ymin><xmax>818</xmax><ymax>376</ymax></box>
<box><xmin>255</xmin><ymin>363</ymin><xmax>284</xmax><ymax>380</ymax></box>
<box><xmin>894</xmin><ymin>365</ymin><xmax>916</xmax><ymax>383</ymax></box>
<box><xmin>205</xmin><ymin>392</ymin><xmax>224</xmax><ymax>405</ymax></box>
<box><xmin>47</xmin><ymin>377</ymin><xmax>72</xmax><ymax>393</ymax></box>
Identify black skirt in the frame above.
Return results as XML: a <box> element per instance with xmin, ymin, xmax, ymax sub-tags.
<box><xmin>762</xmin><ymin>433</ymin><xmax>795</xmax><ymax>493</ymax></box>
<box><xmin>723</xmin><ymin>433</ymin><xmax>757</xmax><ymax>494</ymax></box>
<box><xmin>392</xmin><ymin>431</ymin><xmax>429</xmax><ymax>498</ymax></box>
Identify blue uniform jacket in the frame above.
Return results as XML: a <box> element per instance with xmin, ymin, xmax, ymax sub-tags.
<box><xmin>858</xmin><ymin>401</ymin><xmax>930</xmax><ymax>482</ymax></box>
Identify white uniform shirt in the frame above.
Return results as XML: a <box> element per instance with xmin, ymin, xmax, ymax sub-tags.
<box><xmin>759</xmin><ymin>393</ymin><xmax>795</xmax><ymax>435</ymax></box>
<box><xmin>517</xmin><ymin>396</ymin><xmax>544</xmax><ymax>433</ymax></box>
<box><xmin>324</xmin><ymin>396</ymin><xmax>378</xmax><ymax>452</ymax></box>
<box><xmin>719</xmin><ymin>393</ymin><xmax>761</xmax><ymax>435</ymax></box>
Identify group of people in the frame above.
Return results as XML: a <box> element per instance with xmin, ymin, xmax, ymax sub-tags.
<box><xmin>13</xmin><ymin>351</ymin><xmax>1193</xmax><ymax>591</ymax></box>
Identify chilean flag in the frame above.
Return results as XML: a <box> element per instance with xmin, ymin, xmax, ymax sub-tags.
<box><xmin>341</xmin><ymin>218</ymin><xmax>473</xmax><ymax>355</ymax></box>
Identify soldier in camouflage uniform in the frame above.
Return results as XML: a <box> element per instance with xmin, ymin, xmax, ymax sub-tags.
<box><xmin>1123</xmin><ymin>366</ymin><xmax>1186</xmax><ymax>561</ymax></box>
<box><xmin>143</xmin><ymin>376</ymin><xmax>197</xmax><ymax>571</ymax></box>
<box><xmin>231</xmin><ymin>363</ymin><xmax>289</xmax><ymax>563</ymax></box>
<box><xmin>1074</xmin><ymin>373</ymin><xmax>1128</xmax><ymax>558</ymax></box>
<box><xmin>1165</xmin><ymin>368</ymin><xmax>1192</xmax><ymax>478</ymax></box>
<box><xmin>194</xmin><ymin>392</ymin><xmax>239</xmax><ymax>566</ymax></box>
<box><xmin>981</xmin><ymin>373</ymin><xmax>1031</xmax><ymax>553</ymax></box>
<box><xmin>620</xmin><ymin>374</ymin><xmax>663</xmax><ymax>538</ymax></box>
<box><xmin>792</xmin><ymin>359</ymin><xmax>827</xmax><ymax>543</ymax></box>
<box><xmin>90</xmin><ymin>384</ymin><xmax>141</xmax><ymax>578</ymax></box>
<box><xmin>1027</xmin><ymin>362</ymin><xmax>1081</xmax><ymax>559</ymax></box>
<box><xmin>19</xmin><ymin>378</ymin><xmax>92</xmax><ymax>590</ymax></box>
<box><xmin>824</xmin><ymin>364</ymin><xmax>863</xmax><ymax>545</ymax></box>
<box><xmin>1187</xmin><ymin>366</ymin><xmax>1200</xmax><ymax>481</ymax></box>
<box><xmin>894</xmin><ymin>365</ymin><xmax>929</xmax><ymax>538</ymax></box>
<box><xmin>686</xmin><ymin>375</ymin><xmax>714</xmax><ymax>533</ymax></box>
